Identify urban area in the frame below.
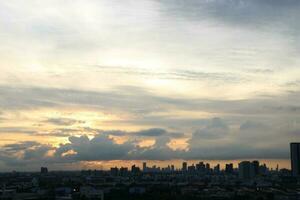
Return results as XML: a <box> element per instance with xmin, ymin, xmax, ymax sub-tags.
<box><xmin>0</xmin><ymin>143</ymin><xmax>299</xmax><ymax>200</ymax></box>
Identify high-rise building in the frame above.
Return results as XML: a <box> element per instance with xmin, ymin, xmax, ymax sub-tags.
<box><xmin>259</xmin><ymin>163</ymin><xmax>268</xmax><ymax>175</ymax></box>
<box><xmin>171</xmin><ymin>165</ymin><xmax>175</xmax><ymax>171</ymax></box>
<box><xmin>188</xmin><ymin>164</ymin><xmax>196</xmax><ymax>172</ymax></box>
<box><xmin>205</xmin><ymin>163</ymin><xmax>210</xmax><ymax>172</ymax></box>
<box><xmin>252</xmin><ymin>160</ymin><xmax>260</xmax><ymax>176</ymax></box>
<box><xmin>143</xmin><ymin>162</ymin><xmax>147</xmax><ymax>172</ymax></box>
<box><xmin>239</xmin><ymin>161</ymin><xmax>255</xmax><ymax>179</ymax></box>
<box><xmin>110</xmin><ymin>167</ymin><xmax>119</xmax><ymax>176</ymax></box>
<box><xmin>225</xmin><ymin>163</ymin><xmax>233</xmax><ymax>174</ymax></box>
<box><xmin>119</xmin><ymin>167</ymin><xmax>128</xmax><ymax>176</ymax></box>
<box><xmin>196</xmin><ymin>162</ymin><xmax>205</xmax><ymax>172</ymax></box>
<box><xmin>182</xmin><ymin>162</ymin><xmax>187</xmax><ymax>171</ymax></box>
<box><xmin>214</xmin><ymin>164</ymin><xmax>220</xmax><ymax>174</ymax></box>
<box><xmin>291</xmin><ymin>143</ymin><xmax>300</xmax><ymax>177</ymax></box>
<box><xmin>131</xmin><ymin>165</ymin><xmax>140</xmax><ymax>174</ymax></box>
<box><xmin>40</xmin><ymin>167</ymin><xmax>48</xmax><ymax>174</ymax></box>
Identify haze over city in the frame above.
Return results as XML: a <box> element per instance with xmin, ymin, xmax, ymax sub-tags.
<box><xmin>1</xmin><ymin>0</ymin><xmax>300</xmax><ymax>172</ymax></box>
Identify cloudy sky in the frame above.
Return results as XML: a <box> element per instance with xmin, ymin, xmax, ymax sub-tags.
<box><xmin>1</xmin><ymin>0</ymin><xmax>300</xmax><ymax>171</ymax></box>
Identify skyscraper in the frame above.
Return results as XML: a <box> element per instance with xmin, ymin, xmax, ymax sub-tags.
<box><xmin>238</xmin><ymin>161</ymin><xmax>255</xmax><ymax>179</ymax></box>
<box><xmin>182</xmin><ymin>162</ymin><xmax>187</xmax><ymax>171</ymax></box>
<box><xmin>143</xmin><ymin>162</ymin><xmax>147</xmax><ymax>172</ymax></box>
<box><xmin>225</xmin><ymin>163</ymin><xmax>233</xmax><ymax>174</ymax></box>
<box><xmin>214</xmin><ymin>164</ymin><xmax>220</xmax><ymax>174</ymax></box>
<box><xmin>131</xmin><ymin>165</ymin><xmax>140</xmax><ymax>174</ymax></box>
<box><xmin>252</xmin><ymin>160</ymin><xmax>260</xmax><ymax>176</ymax></box>
<box><xmin>171</xmin><ymin>165</ymin><xmax>175</xmax><ymax>171</ymax></box>
<box><xmin>41</xmin><ymin>167</ymin><xmax>48</xmax><ymax>174</ymax></box>
<box><xmin>290</xmin><ymin>143</ymin><xmax>300</xmax><ymax>177</ymax></box>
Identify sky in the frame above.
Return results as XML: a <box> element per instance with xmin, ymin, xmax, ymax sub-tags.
<box><xmin>0</xmin><ymin>0</ymin><xmax>300</xmax><ymax>171</ymax></box>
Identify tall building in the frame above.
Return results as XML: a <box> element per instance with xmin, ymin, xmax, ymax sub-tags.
<box><xmin>239</xmin><ymin>161</ymin><xmax>255</xmax><ymax>179</ymax></box>
<box><xmin>40</xmin><ymin>167</ymin><xmax>48</xmax><ymax>174</ymax></box>
<box><xmin>131</xmin><ymin>165</ymin><xmax>140</xmax><ymax>174</ymax></box>
<box><xmin>205</xmin><ymin>163</ymin><xmax>210</xmax><ymax>172</ymax></box>
<box><xmin>171</xmin><ymin>165</ymin><xmax>175</xmax><ymax>171</ymax></box>
<box><xmin>119</xmin><ymin>167</ymin><xmax>128</xmax><ymax>176</ymax></box>
<box><xmin>291</xmin><ymin>143</ymin><xmax>300</xmax><ymax>177</ymax></box>
<box><xmin>110</xmin><ymin>167</ymin><xmax>119</xmax><ymax>176</ymax></box>
<box><xmin>182</xmin><ymin>162</ymin><xmax>187</xmax><ymax>171</ymax></box>
<box><xmin>225</xmin><ymin>163</ymin><xmax>233</xmax><ymax>174</ymax></box>
<box><xmin>188</xmin><ymin>164</ymin><xmax>196</xmax><ymax>172</ymax></box>
<box><xmin>214</xmin><ymin>164</ymin><xmax>220</xmax><ymax>174</ymax></box>
<box><xmin>143</xmin><ymin>162</ymin><xmax>147</xmax><ymax>172</ymax></box>
<box><xmin>252</xmin><ymin>160</ymin><xmax>260</xmax><ymax>176</ymax></box>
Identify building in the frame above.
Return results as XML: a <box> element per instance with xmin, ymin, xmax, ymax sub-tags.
<box><xmin>182</xmin><ymin>162</ymin><xmax>187</xmax><ymax>171</ymax></box>
<box><xmin>40</xmin><ymin>167</ymin><xmax>48</xmax><ymax>174</ymax></box>
<box><xmin>196</xmin><ymin>162</ymin><xmax>205</xmax><ymax>173</ymax></box>
<box><xmin>143</xmin><ymin>162</ymin><xmax>147</xmax><ymax>172</ymax></box>
<box><xmin>205</xmin><ymin>163</ymin><xmax>210</xmax><ymax>171</ymax></box>
<box><xmin>188</xmin><ymin>164</ymin><xmax>196</xmax><ymax>172</ymax></box>
<box><xmin>225</xmin><ymin>163</ymin><xmax>233</xmax><ymax>174</ymax></box>
<box><xmin>239</xmin><ymin>161</ymin><xmax>255</xmax><ymax>179</ymax></box>
<box><xmin>110</xmin><ymin>167</ymin><xmax>119</xmax><ymax>176</ymax></box>
<box><xmin>290</xmin><ymin>143</ymin><xmax>300</xmax><ymax>176</ymax></box>
<box><xmin>214</xmin><ymin>164</ymin><xmax>220</xmax><ymax>173</ymax></box>
<box><xmin>131</xmin><ymin>165</ymin><xmax>140</xmax><ymax>174</ymax></box>
<box><xmin>171</xmin><ymin>165</ymin><xmax>175</xmax><ymax>171</ymax></box>
<box><xmin>80</xmin><ymin>186</ymin><xmax>104</xmax><ymax>200</ymax></box>
<box><xmin>252</xmin><ymin>160</ymin><xmax>260</xmax><ymax>176</ymax></box>
<box><xmin>119</xmin><ymin>167</ymin><xmax>128</xmax><ymax>175</ymax></box>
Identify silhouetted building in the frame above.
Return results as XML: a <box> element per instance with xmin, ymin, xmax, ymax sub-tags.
<box><xmin>225</xmin><ymin>163</ymin><xmax>233</xmax><ymax>174</ymax></box>
<box><xmin>182</xmin><ymin>162</ymin><xmax>187</xmax><ymax>171</ymax></box>
<box><xmin>252</xmin><ymin>160</ymin><xmax>260</xmax><ymax>176</ymax></box>
<box><xmin>40</xmin><ymin>167</ymin><xmax>48</xmax><ymax>174</ymax></box>
<box><xmin>214</xmin><ymin>164</ymin><xmax>220</xmax><ymax>173</ymax></box>
<box><xmin>290</xmin><ymin>143</ymin><xmax>300</xmax><ymax>176</ymax></box>
<box><xmin>188</xmin><ymin>164</ymin><xmax>196</xmax><ymax>172</ymax></box>
<box><xmin>119</xmin><ymin>167</ymin><xmax>128</xmax><ymax>176</ymax></box>
<box><xmin>131</xmin><ymin>165</ymin><xmax>140</xmax><ymax>174</ymax></box>
<box><xmin>143</xmin><ymin>162</ymin><xmax>147</xmax><ymax>172</ymax></box>
<box><xmin>196</xmin><ymin>162</ymin><xmax>205</xmax><ymax>173</ymax></box>
<box><xmin>110</xmin><ymin>167</ymin><xmax>119</xmax><ymax>176</ymax></box>
<box><xmin>239</xmin><ymin>161</ymin><xmax>254</xmax><ymax>179</ymax></box>
<box><xmin>171</xmin><ymin>165</ymin><xmax>175</xmax><ymax>171</ymax></box>
<box><xmin>205</xmin><ymin>163</ymin><xmax>210</xmax><ymax>170</ymax></box>
<box><xmin>259</xmin><ymin>163</ymin><xmax>268</xmax><ymax>175</ymax></box>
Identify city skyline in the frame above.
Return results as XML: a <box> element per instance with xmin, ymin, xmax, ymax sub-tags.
<box><xmin>1</xmin><ymin>0</ymin><xmax>300</xmax><ymax>171</ymax></box>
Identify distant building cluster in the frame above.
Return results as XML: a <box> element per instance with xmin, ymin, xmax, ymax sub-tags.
<box><xmin>0</xmin><ymin>143</ymin><xmax>299</xmax><ymax>200</ymax></box>
<box><xmin>108</xmin><ymin>160</ymin><xmax>270</xmax><ymax>178</ymax></box>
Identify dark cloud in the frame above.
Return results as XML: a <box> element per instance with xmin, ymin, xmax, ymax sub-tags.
<box><xmin>3</xmin><ymin>141</ymin><xmax>40</xmax><ymax>153</ymax></box>
<box><xmin>0</xmin><ymin>120</ymin><xmax>297</xmax><ymax>171</ymax></box>
<box><xmin>240</xmin><ymin>120</ymin><xmax>269</xmax><ymax>131</ymax></box>
<box><xmin>160</xmin><ymin>0</ymin><xmax>300</xmax><ymax>29</ymax></box>
<box><xmin>190</xmin><ymin>118</ymin><xmax>229</xmax><ymax>140</ymax></box>
<box><xmin>98</xmin><ymin>128</ymin><xmax>184</xmax><ymax>138</ymax></box>
<box><xmin>45</xmin><ymin>118</ymin><xmax>85</xmax><ymax>126</ymax></box>
<box><xmin>159</xmin><ymin>0</ymin><xmax>300</xmax><ymax>58</ymax></box>
<box><xmin>135</xmin><ymin>128</ymin><xmax>167</xmax><ymax>137</ymax></box>
<box><xmin>1</xmin><ymin>85</ymin><xmax>300</xmax><ymax>119</ymax></box>
<box><xmin>0</xmin><ymin>141</ymin><xmax>55</xmax><ymax>169</ymax></box>
<box><xmin>23</xmin><ymin>144</ymin><xmax>53</xmax><ymax>160</ymax></box>
<box><xmin>56</xmin><ymin>134</ymin><xmax>134</xmax><ymax>161</ymax></box>
<box><xmin>186</xmin><ymin>144</ymin><xmax>288</xmax><ymax>160</ymax></box>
